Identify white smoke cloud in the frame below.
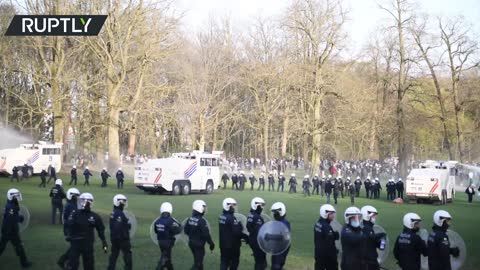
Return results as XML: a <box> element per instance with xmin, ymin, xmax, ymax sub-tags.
<box><xmin>0</xmin><ymin>125</ymin><xmax>34</xmax><ymax>149</ymax></box>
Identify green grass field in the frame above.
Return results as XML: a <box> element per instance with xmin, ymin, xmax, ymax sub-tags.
<box><xmin>0</xmin><ymin>172</ymin><xmax>479</xmax><ymax>270</ymax></box>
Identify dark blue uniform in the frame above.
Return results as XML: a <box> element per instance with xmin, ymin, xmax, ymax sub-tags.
<box><xmin>57</xmin><ymin>199</ymin><xmax>78</xmax><ymax>268</ymax></box>
<box><xmin>101</xmin><ymin>170</ymin><xmax>111</xmax><ymax>187</ymax></box>
<box><xmin>67</xmin><ymin>208</ymin><xmax>107</xmax><ymax>270</ymax></box>
<box><xmin>258</xmin><ymin>176</ymin><xmax>265</xmax><ymax>191</ymax></box>
<box><xmin>184</xmin><ymin>211</ymin><xmax>215</xmax><ymax>270</ymax></box>
<box><xmin>393</xmin><ymin>227</ymin><xmax>427</xmax><ymax>270</ymax></box>
<box><xmin>312</xmin><ymin>176</ymin><xmax>320</xmax><ymax>195</ymax></box>
<box><xmin>11</xmin><ymin>166</ymin><xmax>20</xmax><ymax>182</ymax></box>
<box><xmin>239</xmin><ymin>174</ymin><xmax>247</xmax><ymax>190</ymax></box>
<box><xmin>427</xmin><ymin>225</ymin><xmax>459</xmax><ymax>270</ymax></box>
<box><xmin>116</xmin><ymin>170</ymin><xmax>125</xmax><ymax>189</ymax></box>
<box><xmin>69</xmin><ymin>168</ymin><xmax>78</xmax><ymax>185</ymax></box>
<box><xmin>340</xmin><ymin>224</ymin><xmax>365</xmax><ymax>270</ymax></box>
<box><xmin>314</xmin><ymin>218</ymin><xmax>339</xmax><ymax>270</ymax></box>
<box><xmin>231</xmin><ymin>174</ymin><xmax>239</xmax><ymax>190</ymax></box>
<box><xmin>39</xmin><ymin>169</ymin><xmax>47</xmax><ymax>187</ymax></box>
<box><xmin>49</xmin><ymin>184</ymin><xmax>66</xmax><ymax>224</ymax></box>
<box><xmin>271</xmin><ymin>217</ymin><xmax>290</xmax><ymax>270</ymax></box>
<box><xmin>277</xmin><ymin>176</ymin><xmax>285</xmax><ymax>192</ymax></box>
<box><xmin>219</xmin><ymin>210</ymin><xmax>248</xmax><ymax>270</ymax></box>
<box><xmin>362</xmin><ymin>221</ymin><xmax>385</xmax><ymax>270</ymax></box>
<box><xmin>396</xmin><ymin>181</ymin><xmax>404</xmax><ymax>199</ymax></box>
<box><xmin>249</xmin><ymin>175</ymin><xmax>256</xmax><ymax>191</ymax></box>
<box><xmin>154</xmin><ymin>214</ymin><xmax>181</xmax><ymax>270</ymax></box>
<box><xmin>354</xmin><ymin>179</ymin><xmax>362</xmax><ymax>197</ymax></box>
<box><xmin>47</xmin><ymin>166</ymin><xmax>57</xmax><ymax>184</ymax></box>
<box><xmin>268</xmin><ymin>175</ymin><xmax>275</xmax><ymax>191</ymax></box>
<box><xmin>247</xmin><ymin>209</ymin><xmax>267</xmax><ymax>270</ymax></box>
<box><xmin>0</xmin><ymin>200</ymin><xmax>31</xmax><ymax>268</ymax></box>
<box><xmin>288</xmin><ymin>177</ymin><xmax>297</xmax><ymax>193</ymax></box>
<box><xmin>222</xmin><ymin>173</ymin><xmax>230</xmax><ymax>189</ymax></box>
<box><xmin>325</xmin><ymin>181</ymin><xmax>333</xmax><ymax>203</ymax></box>
<box><xmin>107</xmin><ymin>206</ymin><xmax>132</xmax><ymax>270</ymax></box>
<box><xmin>83</xmin><ymin>169</ymin><xmax>92</xmax><ymax>186</ymax></box>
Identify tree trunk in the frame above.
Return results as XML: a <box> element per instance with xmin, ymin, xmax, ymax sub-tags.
<box><xmin>127</xmin><ymin>128</ymin><xmax>136</xmax><ymax>156</ymax></box>
<box><xmin>212</xmin><ymin>125</ymin><xmax>217</xmax><ymax>152</ymax></box>
<box><xmin>108</xmin><ymin>107</ymin><xmax>120</xmax><ymax>167</ymax></box>
<box><xmin>281</xmin><ymin>100</ymin><xmax>289</xmax><ymax>157</ymax></box>
<box><xmin>452</xmin><ymin>87</ymin><xmax>464</xmax><ymax>162</ymax></box>
<box><xmin>263</xmin><ymin>120</ymin><xmax>269</xmax><ymax>162</ymax></box>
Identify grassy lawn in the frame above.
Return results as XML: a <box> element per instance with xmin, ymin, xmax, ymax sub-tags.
<box><xmin>0</xmin><ymin>172</ymin><xmax>478</xmax><ymax>270</ymax></box>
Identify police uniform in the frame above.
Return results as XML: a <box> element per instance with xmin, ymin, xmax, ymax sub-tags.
<box><xmin>277</xmin><ymin>175</ymin><xmax>285</xmax><ymax>192</ymax></box>
<box><xmin>314</xmin><ymin>217</ymin><xmax>339</xmax><ymax>270</ymax></box>
<box><xmin>154</xmin><ymin>213</ymin><xmax>181</xmax><ymax>270</ymax></box>
<box><xmin>247</xmin><ymin>209</ymin><xmax>267</xmax><ymax>270</ymax></box>
<box><xmin>338</xmin><ymin>179</ymin><xmax>344</xmax><ymax>198</ymax></box>
<box><xmin>222</xmin><ymin>173</ymin><xmax>230</xmax><ymax>189</ymax></box>
<box><xmin>333</xmin><ymin>180</ymin><xmax>340</xmax><ymax>204</ymax></box>
<box><xmin>239</xmin><ymin>174</ymin><xmax>247</xmax><ymax>191</ymax></box>
<box><xmin>258</xmin><ymin>175</ymin><xmax>265</xmax><ymax>191</ymax></box>
<box><xmin>11</xmin><ymin>166</ymin><xmax>20</xmax><ymax>182</ymax></box>
<box><xmin>107</xmin><ymin>206</ymin><xmax>132</xmax><ymax>270</ymax></box>
<box><xmin>271</xmin><ymin>216</ymin><xmax>290</xmax><ymax>270</ymax></box>
<box><xmin>83</xmin><ymin>169</ymin><xmax>92</xmax><ymax>186</ymax></box>
<box><xmin>340</xmin><ymin>224</ymin><xmax>365</xmax><ymax>270</ymax></box>
<box><xmin>47</xmin><ymin>166</ymin><xmax>57</xmax><ymax>184</ymax></box>
<box><xmin>57</xmin><ymin>198</ymin><xmax>78</xmax><ymax>268</ymax></box>
<box><xmin>303</xmin><ymin>178</ymin><xmax>311</xmax><ymax>197</ymax></box>
<box><xmin>364</xmin><ymin>179</ymin><xmax>371</xmax><ymax>199</ymax></box>
<box><xmin>427</xmin><ymin>225</ymin><xmax>459</xmax><ymax>270</ymax></box>
<box><xmin>249</xmin><ymin>175</ymin><xmax>256</xmax><ymax>191</ymax></box>
<box><xmin>66</xmin><ymin>207</ymin><xmax>107</xmax><ymax>270</ymax></box>
<box><xmin>0</xmin><ymin>200</ymin><xmax>32</xmax><ymax>268</ymax></box>
<box><xmin>348</xmin><ymin>184</ymin><xmax>356</xmax><ymax>205</ymax></box>
<box><xmin>362</xmin><ymin>221</ymin><xmax>385</xmax><ymax>270</ymax></box>
<box><xmin>320</xmin><ymin>178</ymin><xmax>325</xmax><ymax>197</ymax></box>
<box><xmin>325</xmin><ymin>180</ymin><xmax>333</xmax><ymax>204</ymax></box>
<box><xmin>70</xmin><ymin>168</ymin><xmax>78</xmax><ymax>185</ymax></box>
<box><xmin>288</xmin><ymin>177</ymin><xmax>297</xmax><ymax>193</ymax></box>
<box><xmin>354</xmin><ymin>179</ymin><xmax>362</xmax><ymax>197</ymax></box>
<box><xmin>219</xmin><ymin>210</ymin><xmax>248</xmax><ymax>270</ymax></box>
<box><xmin>393</xmin><ymin>227</ymin><xmax>427</xmax><ymax>270</ymax></box>
<box><xmin>49</xmin><ymin>184</ymin><xmax>66</xmax><ymax>224</ymax></box>
<box><xmin>312</xmin><ymin>176</ymin><xmax>320</xmax><ymax>195</ymax></box>
<box><xmin>184</xmin><ymin>211</ymin><xmax>215</xmax><ymax>270</ymax></box>
<box><xmin>116</xmin><ymin>170</ymin><xmax>125</xmax><ymax>189</ymax></box>
<box><xmin>39</xmin><ymin>169</ymin><xmax>48</xmax><ymax>188</ymax></box>
<box><xmin>101</xmin><ymin>170</ymin><xmax>111</xmax><ymax>188</ymax></box>
<box><xmin>268</xmin><ymin>175</ymin><xmax>275</xmax><ymax>191</ymax></box>
<box><xmin>396</xmin><ymin>180</ymin><xmax>404</xmax><ymax>199</ymax></box>
<box><xmin>231</xmin><ymin>174</ymin><xmax>239</xmax><ymax>190</ymax></box>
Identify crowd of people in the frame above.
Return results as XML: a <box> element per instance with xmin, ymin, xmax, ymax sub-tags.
<box><xmin>0</xmin><ymin>187</ymin><xmax>463</xmax><ymax>270</ymax></box>
<box><xmin>221</xmin><ymin>171</ymin><xmax>405</xmax><ymax>205</ymax></box>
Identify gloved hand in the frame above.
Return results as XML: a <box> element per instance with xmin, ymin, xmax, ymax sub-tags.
<box><xmin>102</xmin><ymin>241</ymin><xmax>109</xmax><ymax>254</ymax></box>
<box><xmin>376</xmin><ymin>232</ymin><xmax>386</xmax><ymax>239</ymax></box>
<box><xmin>450</xmin><ymin>247</ymin><xmax>460</xmax><ymax>258</ymax></box>
<box><xmin>209</xmin><ymin>243</ymin><xmax>215</xmax><ymax>251</ymax></box>
<box><xmin>19</xmin><ymin>215</ymin><xmax>24</xmax><ymax>223</ymax></box>
<box><xmin>333</xmin><ymin>231</ymin><xmax>340</xmax><ymax>240</ymax></box>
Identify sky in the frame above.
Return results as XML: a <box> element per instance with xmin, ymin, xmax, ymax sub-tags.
<box><xmin>172</xmin><ymin>0</ymin><xmax>480</xmax><ymax>54</ymax></box>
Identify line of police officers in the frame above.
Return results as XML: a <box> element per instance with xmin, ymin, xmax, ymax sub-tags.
<box><xmin>0</xmin><ymin>187</ymin><xmax>461</xmax><ymax>270</ymax></box>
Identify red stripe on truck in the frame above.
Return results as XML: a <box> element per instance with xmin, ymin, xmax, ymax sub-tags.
<box><xmin>429</xmin><ymin>180</ymin><xmax>439</xmax><ymax>193</ymax></box>
<box><xmin>153</xmin><ymin>169</ymin><xmax>163</xmax><ymax>184</ymax></box>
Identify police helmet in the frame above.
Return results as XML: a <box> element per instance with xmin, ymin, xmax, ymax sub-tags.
<box><xmin>113</xmin><ymin>194</ymin><xmax>128</xmax><ymax>208</ymax></box>
<box><xmin>403</xmin><ymin>213</ymin><xmax>422</xmax><ymax>229</ymax></box>
<box><xmin>193</xmin><ymin>200</ymin><xmax>207</xmax><ymax>214</ymax></box>
<box><xmin>271</xmin><ymin>202</ymin><xmax>286</xmax><ymax>217</ymax></box>
<box><xmin>55</xmin><ymin>179</ymin><xmax>63</xmax><ymax>186</ymax></box>
<box><xmin>66</xmin><ymin>188</ymin><xmax>80</xmax><ymax>200</ymax></box>
<box><xmin>222</xmin><ymin>198</ymin><xmax>237</xmax><ymax>211</ymax></box>
<box><xmin>79</xmin><ymin>193</ymin><xmax>94</xmax><ymax>209</ymax></box>
<box><xmin>433</xmin><ymin>210</ymin><xmax>452</xmax><ymax>227</ymax></box>
<box><xmin>250</xmin><ymin>197</ymin><xmax>266</xmax><ymax>210</ymax></box>
<box><xmin>320</xmin><ymin>204</ymin><xmax>336</xmax><ymax>219</ymax></box>
<box><xmin>344</xmin><ymin>206</ymin><xmax>362</xmax><ymax>224</ymax></box>
<box><xmin>7</xmin><ymin>188</ymin><xmax>22</xmax><ymax>201</ymax></box>
<box><xmin>160</xmin><ymin>202</ymin><xmax>173</xmax><ymax>214</ymax></box>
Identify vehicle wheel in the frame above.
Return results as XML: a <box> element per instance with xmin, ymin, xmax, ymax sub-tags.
<box><xmin>172</xmin><ymin>184</ymin><xmax>181</xmax><ymax>195</ymax></box>
<box><xmin>182</xmin><ymin>184</ymin><xmax>191</xmax><ymax>195</ymax></box>
<box><xmin>205</xmin><ymin>181</ymin><xmax>213</xmax><ymax>194</ymax></box>
<box><xmin>441</xmin><ymin>192</ymin><xmax>446</xmax><ymax>205</ymax></box>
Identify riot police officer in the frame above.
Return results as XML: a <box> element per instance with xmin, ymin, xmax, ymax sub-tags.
<box><xmin>386</xmin><ymin>179</ymin><xmax>396</xmax><ymax>200</ymax></box>
<box><xmin>354</xmin><ymin>177</ymin><xmax>362</xmax><ymax>197</ymax></box>
<box><xmin>107</xmin><ymin>194</ymin><xmax>132</xmax><ymax>270</ymax></box>
<box><xmin>50</xmin><ymin>179</ymin><xmax>66</xmax><ymax>225</ymax></box>
<box><xmin>277</xmin><ymin>173</ymin><xmax>285</xmax><ymax>192</ymax></box>
<box><xmin>39</xmin><ymin>168</ymin><xmax>47</xmax><ymax>187</ymax></box>
<box><xmin>340</xmin><ymin>207</ymin><xmax>364</xmax><ymax>270</ymax></box>
<box><xmin>288</xmin><ymin>174</ymin><xmax>297</xmax><ymax>193</ymax></box>
<box><xmin>184</xmin><ymin>200</ymin><xmax>215</xmax><ymax>270</ymax></box>
<box><xmin>320</xmin><ymin>177</ymin><xmax>326</xmax><ymax>197</ymax></box>
<box><xmin>364</xmin><ymin>177</ymin><xmax>371</xmax><ymax>199</ymax></box>
<box><xmin>270</xmin><ymin>202</ymin><xmax>290</xmax><ymax>270</ymax></box>
<box><xmin>249</xmin><ymin>172</ymin><xmax>257</xmax><ymax>191</ymax></box>
<box><xmin>247</xmin><ymin>197</ymin><xmax>267</xmax><ymax>270</ymax></box>
<box><xmin>11</xmin><ymin>166</ymin><xmax>20</xmax><ymax>182</ymax></box>
<box><xmin>303</xmin><ymin>175</ymin><xmax>312</xmax><ymax>197</ymax></box>
<box><xmin>57</xmin><ymin>188</ymin><xmax>80</xmax><ymax>269</ymax></box>
<box><xmin>396</xmin><ymin>178</ymin><xmax>404</xmax><ymax>199</ymax></box>
<box><xmin>258</xmin><ymin>173</ymin><xmax>265</xmax><ymax>191</ymax></box>
<box><xmin>101</xmin><ymin>168</ymin><xmax>111</xmax><ymax>188</ymax></box>
<box><xmin>153</xmin><ymin>202</ymin><xmax>182</xmax><ymax>270</ymax></box>
<box><xmin>239</xmin><ymin>172</ymin><xmax>247</xmax><ymax>191</ymax></box>
<box><xmin>231</xmin><ymin>173</ymin><xmax>239</xmax><ymax>190</ymax></box>
<box><xmin>218</xmin><ymin>198</ymin><xmax>248</xmax><ymax>270</ymax></box>
<box><xmin>333</xmin><ymin>178</ymin><xmax>340</xmax><ymax>205</ymax></box>
<box><xmin>83</xmin><ymin>167</ymin><xmax>92</xmax><ymax>186</ymax></box>
<box><xmin>348</xmin><ymin>183</ymin><xmax>356</xmax><ymax>205</ymax></box>
<box><xmin>427</xmin><ymin>210</ymin><xmax>460</xmax><ymax>270</ymax></box>
<box><xmin>66</xmin><ymin>192</ymin><xmax>108</xmax><ymax>270</ymax></box>
<box><xmin>325</xmin><ymin>178</ymin><xmax>333</xmax><ymax>204</ymax></box>
<box><xmin>0</xmin><ymin>189</ymin><xmax>32</xmax><ymax>268</ymax></box>
<box><xmin>312</xmin><ymin>174</ymin><xmax>320</xmax><ymax>195</ymax></box>
<box><xmin>393</xmin><ymin>213</ymin><xmax>427</xmax><ymax>270</ymax></box>
<box><xmin>222</xmin><ymin>173</ymin><xmax>230</xmax><ymax>190</ymax></box>
<box><xmin>338</xmin><ymin>177</ymin><xmax>344</xmax><ymax>198</ymax></box>
<box><xmin>314</xmin><ymin>204</ymin><xmax>339</xmax><ymax>270</ymax></box>
<box><xmin>70</xmin><ymin>166</ymin><xmax>78</xmax><ymax>186</ymax></box>
<box><xmin>268</xmin><ymin>172</ymin><xmax>275</xmax><ymax>192</ymax></box>
<box><xmin>116</xmin><ymin>168</ymin><xmax>125</xmax><ymax>189</ymax></box>
<box><xmin>361</xmin><ymin>205</ymin><xmax>386</xmax><ymax>270</ymax></box>
<box><xmin>47</xmin><ymin>164</ymin><xmax>57</xmax><ymax>184</ymax></box>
